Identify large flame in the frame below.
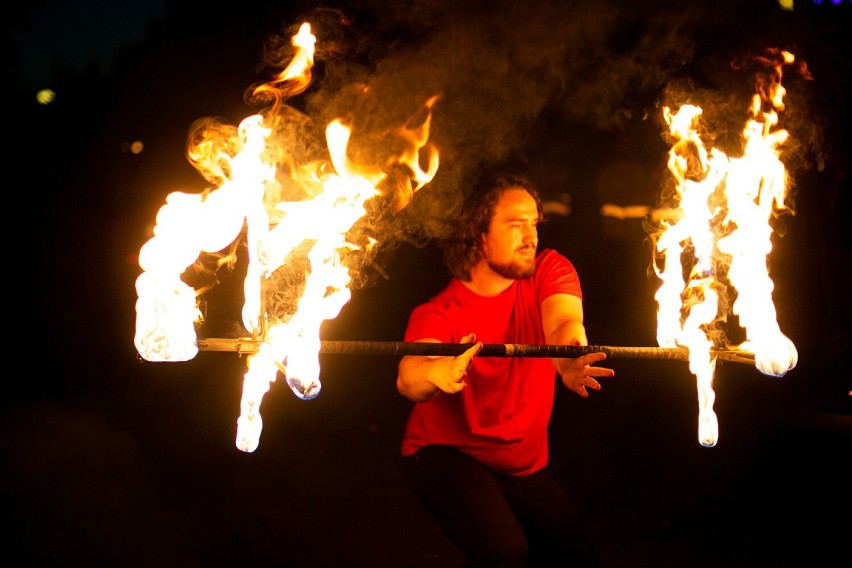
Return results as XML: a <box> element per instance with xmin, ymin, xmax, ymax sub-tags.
<box><xmin>654</xmin><ymin>49</ymin><xmax>798</xmax><ymax>447</ymax></box>
<box><xmin>134</xmin><ymin>22</ymin><xmax>439</xmax><ymax>452</ymax></box>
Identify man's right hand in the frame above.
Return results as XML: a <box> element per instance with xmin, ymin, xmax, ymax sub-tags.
<box><xmin>397</xmin><ymin>333</ymin><xmax>483</xmax><ymax>401</ymax></box>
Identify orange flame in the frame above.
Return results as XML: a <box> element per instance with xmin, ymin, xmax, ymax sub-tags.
<box><xmin>654</xmin><ymin>49</ymin><xmax>798</xmax><ymax>447</ymax></box>
<box><xmin>134</xmin><ymin>23</ymin><xmax>440</xmax><ymax>452</ymax></box>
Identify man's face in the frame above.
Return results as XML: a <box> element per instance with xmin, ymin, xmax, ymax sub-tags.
<box><xmin>480</xmin><ymin>188</ymin><xmax>539</xmax><ymax>280</ymax></box>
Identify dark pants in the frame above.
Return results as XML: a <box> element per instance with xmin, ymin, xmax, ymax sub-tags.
<box><xmin>403</xmin><ymin>445</ymin><xmax>600</xmax><ymax>568</ymax></box>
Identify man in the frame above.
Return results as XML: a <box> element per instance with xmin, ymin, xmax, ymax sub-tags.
<box><xmin>397</xmin><ymin>172</ymin><xmax>614</xmax><ymax>567</ymax></box>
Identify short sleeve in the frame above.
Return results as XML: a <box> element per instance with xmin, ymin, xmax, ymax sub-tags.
<box><xmin>536</xmin><ymin>249</ymin><xmax>582</xmax><ymax>301</ymax></box>
<box><xmin>403</xmin><ymin>302</ymin><xmax>455</xmax><ymax>343</ymax></box>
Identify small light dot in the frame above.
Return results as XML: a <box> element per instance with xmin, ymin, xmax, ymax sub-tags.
<box><xmin>36</xmin><ymin>89</ymin><xmax>56</xmax><ymax>105</ymax></box>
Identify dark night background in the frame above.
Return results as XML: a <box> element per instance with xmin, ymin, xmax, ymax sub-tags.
<box><xmin>4</xmin><ymin>1</ymin><xmax>850</xmax><ymax>566</ymax></box>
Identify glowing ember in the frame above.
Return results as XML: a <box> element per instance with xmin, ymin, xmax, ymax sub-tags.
<box><xmin>653</xmin><ymin>49</ymin><xmax>799</xmax><ymax>447</ymax></box>
<box><xmin>134</xmin><ymin>23</ymin><xmax>439</xmax><ymax>452</ymax></box>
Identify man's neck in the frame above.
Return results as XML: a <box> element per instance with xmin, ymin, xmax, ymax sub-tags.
<box><xmin>462</xmin><ymin>262</ymin><xmax>514</xmax><ymax>297</ymax></box>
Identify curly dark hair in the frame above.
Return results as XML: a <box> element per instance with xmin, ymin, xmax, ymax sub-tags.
<box><xmin>439</xmin><ymin>172</ymin><xmax>543</xmax><ymax>281</ymax></box>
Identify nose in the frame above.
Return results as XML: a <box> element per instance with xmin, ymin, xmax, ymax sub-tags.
<box><xmin>523</xmin><ymin>223</ymin><xmax>538</xmax><ymax>244</ymax></box>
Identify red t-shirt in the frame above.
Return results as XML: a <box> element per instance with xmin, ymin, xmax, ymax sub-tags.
<box><xmin>401</xmin><ymin>249</ymin><xmax>583</xmax><ymax>476</ymax></box>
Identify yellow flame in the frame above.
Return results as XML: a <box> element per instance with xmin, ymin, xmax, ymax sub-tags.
<box><xmin>654</xmin><ymin>50</ymin><xmax>798</xmax><ymax>447</ymax></box>
<box><xmin>134</xmin><ymin>23</ymin><xmax>440</xmax><ymax>452</ymax></box>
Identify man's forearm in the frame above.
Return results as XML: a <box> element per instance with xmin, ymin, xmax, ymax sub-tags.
<box><xmin>397</xmin><ymin>356</ymin><xmax>443</xmax><ymax>402</ymax></box>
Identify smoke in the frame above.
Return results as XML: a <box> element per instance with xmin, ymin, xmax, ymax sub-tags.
<box><xmin>250</xmin><ymin>2</ymin><xmax>702</xmax><ymax>250</ymax></box>
<box><xmin>238</xmin><ymin>0</ymin><xmax>834</xmax><ymax>297</ymax></box>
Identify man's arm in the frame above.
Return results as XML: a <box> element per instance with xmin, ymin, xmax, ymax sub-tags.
<box><xmin>396</xmin><ymin>334</ymin><xmax>482</xmax><ymax>402</ymax></box>
<box><xmin>541</xmin><ymin>293</ymin><xmax>615</xmax><ymax>397</ymax></box>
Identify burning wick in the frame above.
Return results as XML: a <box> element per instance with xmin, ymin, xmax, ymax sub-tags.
<box><xmin>653</xmin><ymin>49</ymin><xmax>799</xmax><ymax>447</ymax></box>
<box><xmin>134</xmin><ymin>22</ymin><xmax>439</xmax><ymax>452</ymax></box>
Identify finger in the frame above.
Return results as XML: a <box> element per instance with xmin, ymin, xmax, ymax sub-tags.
<box><xmin>462</xmin><ymin>340</ymin><xmax>483</xmax><ymax>363</ymax></box>
<box><xmin>583</xmin><ymin>352</ymin><xmax>608</xmax><ymax>365</ymax></box>
<box><xmin>445</xmin><ymin>369</ymin><xmax>468</xmax><ymax>391</ymax></box>
<box><xmin>574</xmin><ymin>379</ymin><xmax>600</xmax><ymax>397</ymax></box>
<box><xmin>586</xmin><ymin>367</ymin><xmax>615</xmax><ymax>378</ymax></box>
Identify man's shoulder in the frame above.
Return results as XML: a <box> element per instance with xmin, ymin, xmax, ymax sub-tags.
<box><xmin>420</xmin><ymin>278</ymin><xmax>466</xmax><ymax>305</ymax></box>
<box><xmin>409</xmin><ymin>278</ymin><xmax>457</xmax><ymax>310</ymax></box>
<box><xmin>406</xmin><ymin>280</ymin><xmax>468</xmax><ymax>337</ymax></box>
<box><xmin>534</xmin><ymin>248</ymin><xmax>581</xmax><ymax>295</ymax></box>
<box><xmin>535</xmin><ymin>248</ymin><xmax>571</xmax><ymax>268</ymax></box>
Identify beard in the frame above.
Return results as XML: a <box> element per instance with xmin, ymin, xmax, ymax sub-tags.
<box><xmin>487</xmin><ymin>253</ymin><xmax>536</xmax><ymax>280</ymax></box>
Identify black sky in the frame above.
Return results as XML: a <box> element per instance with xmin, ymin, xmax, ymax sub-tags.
<box><xmin>4</xmin><ymin>1</ymin><xmax>851</xmax><ymax>566</ymax></box>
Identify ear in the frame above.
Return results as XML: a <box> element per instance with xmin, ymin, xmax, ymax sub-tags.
<box><xmin>478</xmin><ymin>232</ymin><xmax>489</xmax><ymax>255</ymax></box>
